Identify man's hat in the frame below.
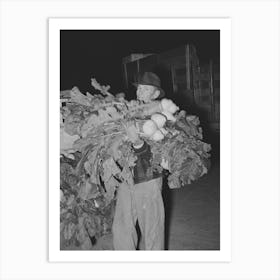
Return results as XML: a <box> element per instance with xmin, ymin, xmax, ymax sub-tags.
<box><xmin>133</xmin><ymin>72</ymin><xmax>165</xmax><ymax>98</ymax></box>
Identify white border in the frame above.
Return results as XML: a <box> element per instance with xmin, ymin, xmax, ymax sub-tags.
<box><xmin>49</xmin><ymin>18</ymin><xmax>231</xmax><ymax>262</ymax></box>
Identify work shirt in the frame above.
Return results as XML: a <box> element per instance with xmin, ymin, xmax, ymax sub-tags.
<box><xmin>132</xmin><ymin>141</ymin><xmax>162</xmax><ymax>184</ymax></box>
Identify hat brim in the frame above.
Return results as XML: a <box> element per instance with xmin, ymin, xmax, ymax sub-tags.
<box><xmin>132</xmin><ymin>82</ymin><xmax>165</xmax><ymax>99</ymax></box>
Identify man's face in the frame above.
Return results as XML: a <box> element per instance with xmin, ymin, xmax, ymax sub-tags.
<box><xmin>136</xmin><ymin>84</ymin><xmax>158</xmax><ymax>103</ymax></box>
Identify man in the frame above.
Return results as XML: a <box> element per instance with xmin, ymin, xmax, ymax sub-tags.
<box><xmin>112</xmin><ymin>72</ymin><xmax>166</xmax><ymax>250</ymax></box>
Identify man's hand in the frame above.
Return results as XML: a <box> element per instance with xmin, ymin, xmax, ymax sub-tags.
<box><xmin>125</xmin><ymin>122</ymin><xmax>140</xmax><ymax>144</ymax></box>
<box><xmin>161</xmin><ymin>158</ymin><xmax>170</xmax><ymax>170</ymax></box>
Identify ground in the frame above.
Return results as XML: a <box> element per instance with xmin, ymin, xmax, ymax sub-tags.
<box><xmin>164</xmin><ymin>160</ymin><xmax>220</xmax><ymax>250</ymax></box>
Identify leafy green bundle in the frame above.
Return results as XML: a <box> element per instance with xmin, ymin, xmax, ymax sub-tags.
<box><xmin>60</xmin><ymin>79</ymin><xmax>211</xmax><ymax>250</ymax></box>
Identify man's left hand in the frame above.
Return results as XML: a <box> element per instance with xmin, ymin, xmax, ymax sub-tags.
<box><xmin>161</xmin><ymin>158</ymin><xmax>170</xmax><ymax>170</ymax></box>
<box><xmin>125</xmin><ymin>123</ymin><xmax>139</xmax><ymax>144</ymax></box>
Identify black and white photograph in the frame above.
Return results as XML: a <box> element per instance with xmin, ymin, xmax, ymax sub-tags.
<box><xmin>1</xmin><ymin>0</ymin><xmax>279</xmax><ymax>279</ymax></box>
<box><xmin>59</xmin><ymin>28</ymin><xmax>220</xmax><ymax>251</ymax></box>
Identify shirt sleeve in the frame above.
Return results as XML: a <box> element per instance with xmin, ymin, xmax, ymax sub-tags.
<box><xmin>133</xmin><ymin>141</ymin><xmax>149</xmax><ymax>155</ymax></box>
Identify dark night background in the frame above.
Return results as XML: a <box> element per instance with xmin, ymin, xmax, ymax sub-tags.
<box><xmin>60</xmin><ymin>30</ymin><xmax>220</xmax><ymax>94</ymax></box>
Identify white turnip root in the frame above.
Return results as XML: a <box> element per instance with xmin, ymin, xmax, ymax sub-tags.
<box><xmin>162</xmin><ymin>111</ymin><xmax>177</xmax><ymax>122</ymax></box>
<box><xmin>161</xmin><ymin>98</ymin><xmax>179</xmax><ymax>114</ymax></box>
<box><xmin>142</xmin><ymin>120</ymin><xmax>158</xmax><ymax>137</ymax></box>
<box><xmin>151</xmin><ymin>130</ymin><xmax>164</xmax><ymax>141</ymax></box>
<box><xmin>151</xmin><ymin>113</ymin><xmax>167</xmax><ymax>128</ymax></box>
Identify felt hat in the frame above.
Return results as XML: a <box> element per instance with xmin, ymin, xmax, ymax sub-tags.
<box><xmin>133</xmin><ymin>72</ymin><xmax>165</xmax><ymax>98</ymax></box>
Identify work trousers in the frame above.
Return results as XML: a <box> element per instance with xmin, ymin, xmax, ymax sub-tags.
<box><xmin>112</xmin><ymin>177</ymin><xmax>165</xmax><ymax>250</ymax></box>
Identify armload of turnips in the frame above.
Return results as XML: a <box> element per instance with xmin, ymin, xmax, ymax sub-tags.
<box><xmin>60</xmin><ymin>77</ymin><xmax>211</xmax><ymax>250</ymax></box>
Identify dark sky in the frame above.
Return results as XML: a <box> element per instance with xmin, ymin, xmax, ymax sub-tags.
<box><xmin>60</xmin><ymin>30</ymin><xmax>220</xmax><ymax>94</ymax></box>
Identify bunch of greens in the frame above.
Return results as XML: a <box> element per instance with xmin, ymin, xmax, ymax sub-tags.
<box><xmin>148</xmin><ymin>111</ymin><xmax>211</xmax><ymax>189</ymax></box>
<box><xmin>60</xmin><ymin>78</ymin><xmax>211</xmax><ymax>250</ymax></box>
